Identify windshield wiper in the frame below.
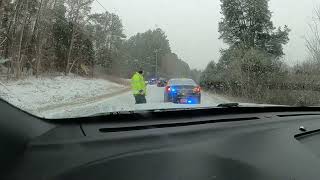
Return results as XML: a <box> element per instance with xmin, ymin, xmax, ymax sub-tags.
<box><xmin>217</xmin><ymin>103</ymin><xmax>240</xmax><ymax>108</ymax></box>
<box><xmin>88</xmin><ymin>107</ymin><xmax>219</xmax><ymax>117</ymax></box>
<box><xmin>89</xmin><ymin>105</ymin><xmax>244</xmax><ymax>117</ymax></box>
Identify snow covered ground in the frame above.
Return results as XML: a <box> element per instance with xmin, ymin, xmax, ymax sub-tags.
<box><xmin>0</xmin><ymin>76</ymin><xmax>128</xmax><ymax>116</ymax></box>
<box><xmin>41</xmin><ymin>85</ymin><xmax>230</xmax><ymax>119</ymax></box>
<box><xmin>0</xmin><ymin>76</ymin><xmax>231</xmax><ymax>119</ymax></box>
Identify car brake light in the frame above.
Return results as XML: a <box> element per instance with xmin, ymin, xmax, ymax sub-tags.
<box><xmin>165</xmin><ymin>86</ymin><xmax>171</xmax><ymax>92</ymax></box>
<box><xmin>193</xmin><ymin>86</ymin><xmax>201</xmax><ymax>93</ymax></box>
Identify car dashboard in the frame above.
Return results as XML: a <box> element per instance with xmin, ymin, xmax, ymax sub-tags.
<box><xmin>2</xmin><ymin>99</ymin><xmax>320</xmax><ymax>180</ymax></box>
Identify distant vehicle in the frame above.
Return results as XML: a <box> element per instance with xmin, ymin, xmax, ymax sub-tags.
<box><xmin>148</xmin><ymin>78</ymin><xmax>157</xmax><ymax>85</ymax></box>
<box><xmin>164</xmin><ymin>78</ymin><xmax>201</xmax><ymax>104</ymax></box>
<box><xmin>157</xmin><ymin>79</ymin><xmax>167</xmax><ymax>87</ymax></box>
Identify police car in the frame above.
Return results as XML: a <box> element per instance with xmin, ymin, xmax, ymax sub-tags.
<box><xmin>164</xmin><ymin>78</ymin><xmax>201</xmax><ymax>104</ymax></box>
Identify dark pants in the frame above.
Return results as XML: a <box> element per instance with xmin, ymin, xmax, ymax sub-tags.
<box><xmin>134</xmin><ymin>94</ymin><xmax>147</xmax><ymax>104</ymax></box>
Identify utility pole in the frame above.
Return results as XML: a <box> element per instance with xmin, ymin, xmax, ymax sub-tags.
<box><xmin>154</xmin><ymin>49</ymin><xmax>160</xmax><ymax>79</ymax></box>
<box><xmin>155</xmin><ymin>50</ymin><xmax>158</xmax><ymax>79</ymax></box>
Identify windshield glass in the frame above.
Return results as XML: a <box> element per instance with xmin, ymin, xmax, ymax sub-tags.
<box><xmin>169</xmin><ymin>79</ymin><xmax>197</xmax><ymax>86</ymax></box>
<box><xmin>0</xmin><ymin>0</ymin><xmax>318</xmax><ymax>119</ymax></box>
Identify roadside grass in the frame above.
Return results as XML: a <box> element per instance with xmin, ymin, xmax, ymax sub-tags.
<box><xmin>208</xmin><ymin>89</ymin><xmax>320</xmax><ymax>106</ymax></box>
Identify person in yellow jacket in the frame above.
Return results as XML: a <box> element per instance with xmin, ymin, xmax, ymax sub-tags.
<box><xmin>131</xmin><ymin>70</ymin><xmax>147</xmax><ymax>104</ymax></box>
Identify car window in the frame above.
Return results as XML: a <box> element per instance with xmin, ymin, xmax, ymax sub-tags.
<box><xmin>169</xmin><ymin>79</ymin><xmax>197</xmax><ymax>86</ymax></box>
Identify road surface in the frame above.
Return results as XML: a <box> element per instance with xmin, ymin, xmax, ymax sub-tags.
<box><xmin>41</xmin><ymin>85</ymin><xmax>230</xmax><ymax>119</ymax></box>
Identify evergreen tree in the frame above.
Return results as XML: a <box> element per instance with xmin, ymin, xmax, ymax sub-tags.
<box><xmin>219</xmin><ymin>0</ymin><xmax>290</xmax><ymax>57</ymax></box>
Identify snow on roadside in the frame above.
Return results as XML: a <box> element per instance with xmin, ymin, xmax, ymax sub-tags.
<box><xmin>42</xmin><ymin>86</ymin><xmax>232</xmax><ymax>119</ymax></box>
<box><xmin>0</xmin><ymin>76</ymin><xmax>128</xmax><ymax>116</ymax></box>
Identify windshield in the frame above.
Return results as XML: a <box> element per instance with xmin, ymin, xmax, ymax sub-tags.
<box><xmin>168</xmin><ymin>79</ymin><xmax>197</xmax><ymax>86</ymax></box>
<box><xmin>0</xmin><ymin>0</ymin><xmax>318</xmax><ymax>119</ymax></box>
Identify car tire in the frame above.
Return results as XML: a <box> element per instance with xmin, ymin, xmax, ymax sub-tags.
<box><xmin>164</xmin><ymin>94</ymin><xmax>168</xmax><ymax>102</ymax></box>
<box><xmin>197</xmin><ymin>96</ymin><xmax>201</xmax><ymax>104</ymax></box>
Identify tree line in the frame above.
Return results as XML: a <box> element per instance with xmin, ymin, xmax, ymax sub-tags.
<box><xmin>112</xmin><ymin>28</ymin><xmax>195</xmax><ymax>79</ymax></box>
<box><xmin>0</xmin><ymin>0</ymin><xmax>196</xmax><ymax>80</ymax></box>
<box><xmin>201</xmin><ymin>0</ymin><xmax>320</xmax><ymax>106</ymax></box>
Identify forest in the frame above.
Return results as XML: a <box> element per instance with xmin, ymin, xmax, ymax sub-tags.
<box><xmin>201</xmin><ymin>0</ymin><xmax>320</xmax><ymax>106</ymax></box>
<box><xmin>0</xmin><ymin>0</ymin><xmax>197</xmax><ymax>80</ymax></box>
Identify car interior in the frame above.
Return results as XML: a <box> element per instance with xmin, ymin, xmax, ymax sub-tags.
<box><xmin>3</xmin><ymin>98</ymin><xmax>320</xmax><ymax>180</ymax></box>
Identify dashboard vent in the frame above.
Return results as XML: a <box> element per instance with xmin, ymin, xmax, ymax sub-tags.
<box><xmin>295</xmin><ymin>128</ymin><xmax>320</xmax><ymax>140</ymax></box>
<box><xmin>277</xmin><ymin>114</ymin><xmax>320</xmax><ymax>117</ymax></box>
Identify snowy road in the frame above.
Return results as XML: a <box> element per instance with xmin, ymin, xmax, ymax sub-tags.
<box><xmin>41</xmin><ymin>85</ymin><xmax>230</xmax><ymax>119</ymax></box>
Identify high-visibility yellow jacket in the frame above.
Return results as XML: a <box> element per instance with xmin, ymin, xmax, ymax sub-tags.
<box><xmin>131</xmin><ymin>72</ymin><xmax>147</xmax><ymax>95</ymax></box>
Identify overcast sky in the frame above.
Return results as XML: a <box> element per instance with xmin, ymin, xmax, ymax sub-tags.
<box><xmin>92</xmin><ymin>0</ymin><xmax>319</xmax><ymax>70</ymax></box>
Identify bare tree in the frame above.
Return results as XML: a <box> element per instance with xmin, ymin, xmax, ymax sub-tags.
<box><xmin>306</xmin><ymin>7</ymin><xmax>320</xmax><ymax>64</ymax></box>
<box><xmin>15</xmin><ymin>0</ymin><xmax>30</xmax><ymax>79</ymax></box>
<box><xmin>32</xmin><ymin>0</ymin><xmax>45</xmax><ymax>77</ymax></box>
<box><xmin>65</xmin><ymin>0</ymin><xmax>93</xmax><ymax>75</ymax></box>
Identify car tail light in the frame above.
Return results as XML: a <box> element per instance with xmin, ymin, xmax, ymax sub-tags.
<box><xmin>193</xmin><ymin>86</ymin><xmax>201</xmax><ymax>93</ymax></box>
<box><xmin>165</xmin><ymin>86</ymin><xmax>171</xmax><ymax>92</ymax></box>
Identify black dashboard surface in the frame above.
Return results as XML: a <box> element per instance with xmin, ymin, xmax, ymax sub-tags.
<box><xmin>2</xmin><ymin>99</ymin><xmax>320</xmax><ymax>180</ymax></box>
